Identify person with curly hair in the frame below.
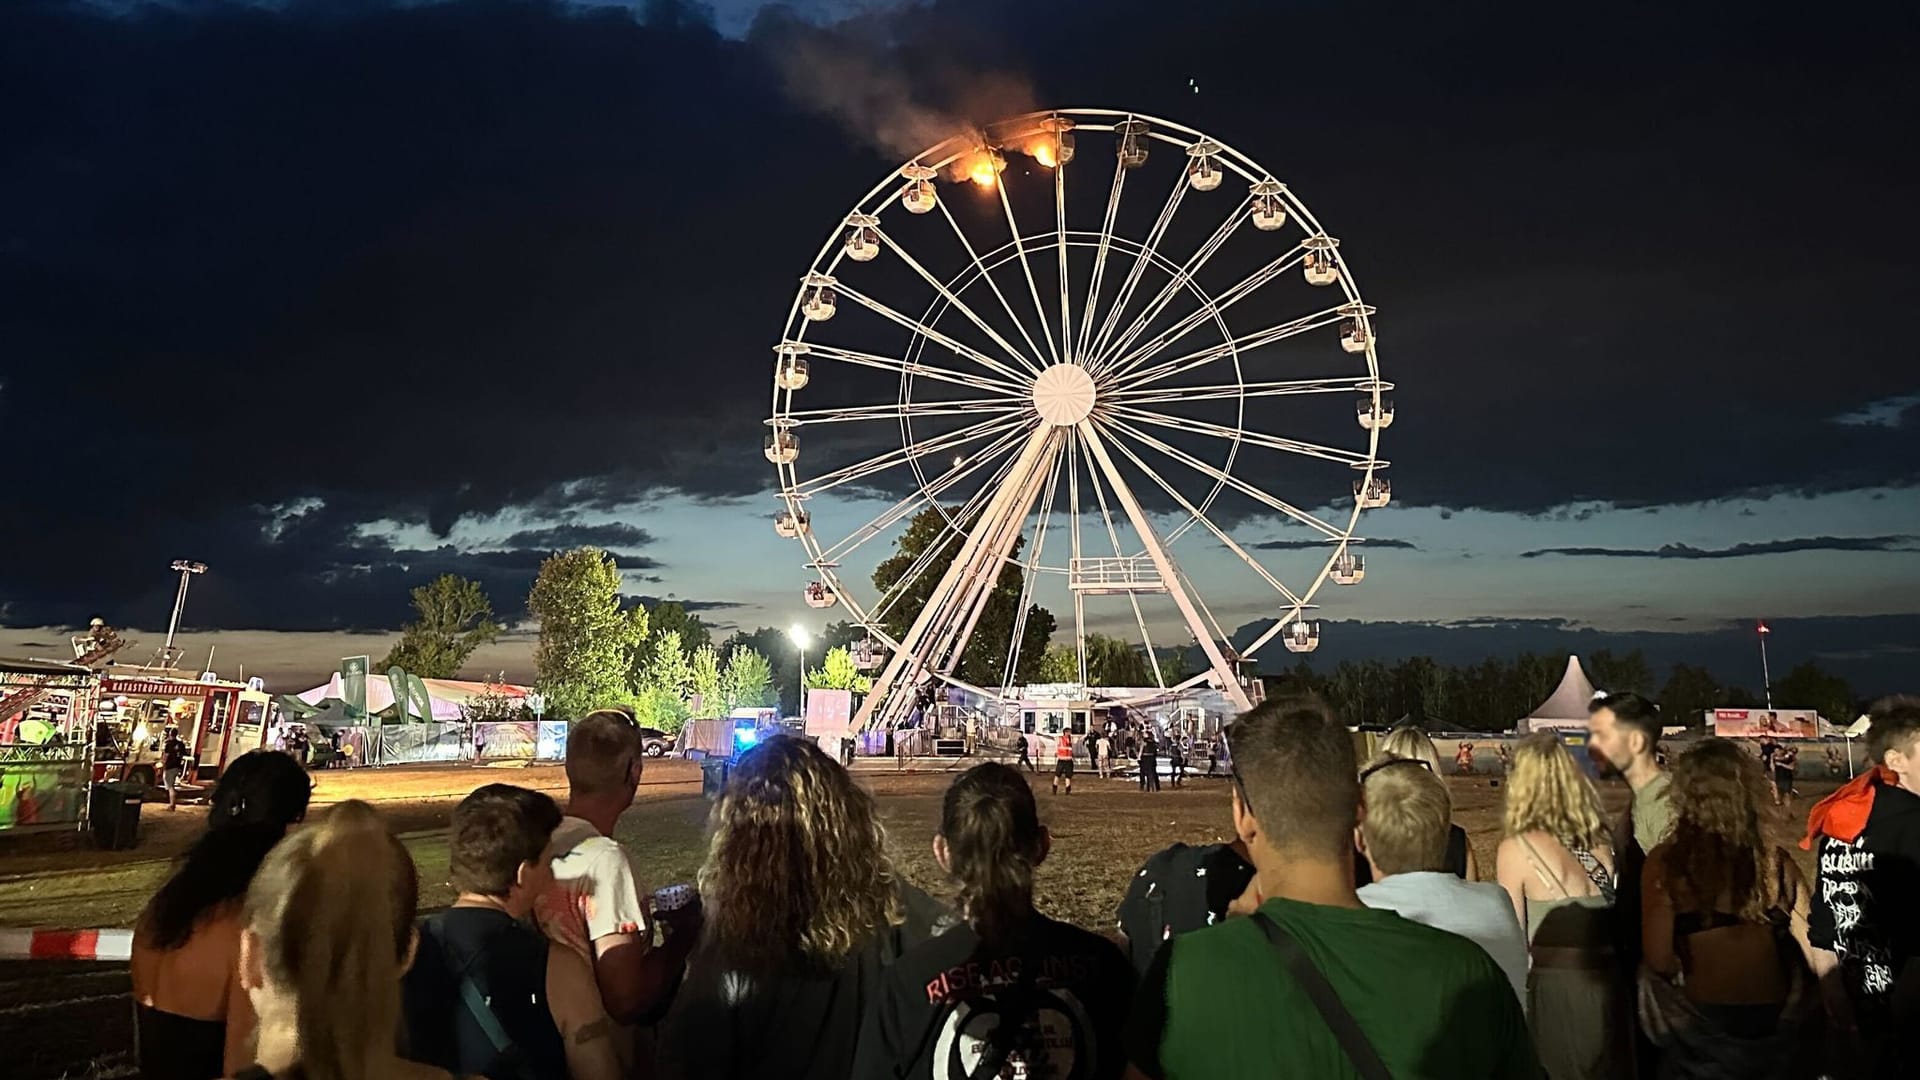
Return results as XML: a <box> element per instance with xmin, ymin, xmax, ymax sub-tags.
<box><xmin>658</xmin><ymin>735</ymin><xmax>948</xmax><ymax>1080</ymax></box>
<box><xmin>1496</xmin><ymin>733</ymin><xmax>1622</xmax><ymax>1079</ymax></box>
<box><xmin>1639</xmin><ymin>738</ymin><xmax>1820</xmax><ymax>1076</ymax></box>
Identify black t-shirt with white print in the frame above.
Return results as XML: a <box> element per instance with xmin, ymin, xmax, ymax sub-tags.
<box><xmin>851</xmin><ymin>914</ymin><xmax>1134</xmax><ymax>1080</ymax></box>
<box><xmin>1810</xmin><ymin>780</ymin><xmax>1920</xmax><ymax>1034</ymax></box>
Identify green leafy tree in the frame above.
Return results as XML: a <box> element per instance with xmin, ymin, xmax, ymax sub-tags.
<box><xmin>807</xmin><ymin>646</ymin><xmax>872</xmax><ymax>694</ymax></box>
<box><xmin>1772</xmin><ymin>661</ymin><xmax>1854</xmax><ymax>726</ymax></box>
<box><xmin>722</xmin><ymin>647</ymin><xmax>776</xmax><ymax>711</ymax></box>
<box><xmin>871</xmin><ymin>507</ymin><xmax>1054</xmax><ymax>688</ymax></box>
<box><xmin>720</xmin><ymin>628</ymin><xmax>801</xmax><ymax>712</ymax></box>
<box><xmin>689</xmin><ymin>644</ymin><xmax>724</xmax><ymax>715</ymax></box>
<box><xmin>1085</xmin><ymin>633</ymin><xmax>1154</xmax><ymax>687</ymax></box>
<box><xmin>1036</xmin><ymin>643</ymin><xmax>1079</xmax><ymax>683</ymax></box>
<box><xmin>1588</xmin><ymin>649</ymin><xmax>1655</xmax><ymax>695</ymax></box>
<box><xmin>646</xmin><ymin>601</ymin><xmax>712</xmax><ymax>656</ymax></box>
<box><xmin>379</xmin><ymin>574</ymin><xmax>501</xmax><ymax>678</ymax></box>
<box><xmin>527</xmin><ymin>548</ymin><xmax>649</xmax><ymax>720</ymax></box>
<box><xmin>1156</xmin><ymin>650</ymin><xmax>1187</xmax><ymax>689</ymax></box>
<box><xmin>458</xmin><ymin>674</ymin><xmax>524</xmax><ymax>724</ymax></box>
<box><xmin>1659</xmin><ymin>663</ymin><xmax>1722</xmax><ymax>728</ymax></box>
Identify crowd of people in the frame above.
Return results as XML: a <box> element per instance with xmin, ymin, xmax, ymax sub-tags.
<box><xmin>121</xmin><ymin>691</ymin><xmax>1920</xmax><ymax>1079</ymax></box>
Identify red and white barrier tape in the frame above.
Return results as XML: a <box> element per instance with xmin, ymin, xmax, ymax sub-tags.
<box><xmin>0</xmin><ymin>928</ymin><xmax>134</xmax><ymax>961</ymax></box>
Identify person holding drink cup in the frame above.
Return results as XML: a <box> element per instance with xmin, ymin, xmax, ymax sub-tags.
<box><xmin>536</xmin><ymin>709</ymin><xmax>703</xmax><ymax>1072</ymax></box>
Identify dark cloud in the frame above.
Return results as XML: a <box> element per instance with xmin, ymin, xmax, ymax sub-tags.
<box><xmin>1521</xmin><ymin>536</ymin><xmax>1920</xmax><ymax>560</ymax></box>
<box><xmin>1252</xmin><ymin>538</ymin><xmax>1418</xmax><ymax>551</ymax></box>
<box><xmin>2</xmin><ymin>0</ymin><xmax>1917</xmax><ymax>633</ymax></box>
<box><xmin>498</xmin><ymin>524</ymin><xmax>657</xmax><ymax>551</ymax></box>
<box><xmin>630</xmin><ymin>596</ymin><xmax>747</xmax><ymax>613</ymax></box>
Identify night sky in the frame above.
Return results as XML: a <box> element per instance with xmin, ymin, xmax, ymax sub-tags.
<box><xmin>2</xmin><ymin>0</ymin><xmax>1915</xmax><ymax>693</ymax></box>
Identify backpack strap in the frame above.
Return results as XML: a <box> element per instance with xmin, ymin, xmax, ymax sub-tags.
<box><xmin>423</xmin><ymin>915</ymin><xmax>540</xmax><ymax>1080</ymax></box>
<box><xmin>1249</xmin><ymin>912</ymin><xmax>1392</xmax><ymax>1080</ymax></box>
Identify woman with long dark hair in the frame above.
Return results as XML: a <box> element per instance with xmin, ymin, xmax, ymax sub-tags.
<box><xmin>1639</xmin><ymin>738</ymin><xmax>1820</xmax><ymax>1076</ymax></box>
<box><xmin>851</xmin><ymin>762</ymin><xmax>1133</xmax><ymax>1080</ymax></box>
<box><xmin>658</xmin><ymin>735</ymin><xmax>946</xmax><ymax>1080</ymax></box>
<box><xmin>131</xmin><ymin>750</ymin><xmax>311</xmax><ymax>1080</ymax></box>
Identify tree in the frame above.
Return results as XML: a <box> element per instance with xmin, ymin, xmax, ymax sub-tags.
<box><xmin>689</xmin><ymin>644</ymin><xmax>724</xmax><ymax>715</ymax></box>
<box><xmin>722</xmin><ymin>647</ymin><xmax>775</xmax><ymax>711</ymax></box>
<box><xmin>720</xmin><ymin>627</ymin><xmax>802</xmax><ymax>712</ymax></box>
<box><xmin>527</xmin><ymin>548</ymin><xmax>649</xmax><ymax>719</ymax></box>
<box><xmin>1156</xmin><ymin>650</ymin><xmax>1187</xmax><ymax>689</ymax></box>
<box><xmin>458</xmin><ymin>674</ymin><xmax>524</xmax><ymax>724</ymax></box>
<box><xmin>1773</xmin><ymin>661</ymin><xmax>1854</xmax><ymax>726</ymax></box>
<box><xmin>646</xmin><ymin>601</ymin><xmax>711</xmax><ymax>656</ymax></box>
<box><xmin>1588</xmin><ymin>649</ymin><xmax>1655</xmax><ymax>695</ymax></box>
<box><xmin>870</xmin><ymin>507</ymin><xmax>1055</xmax><ymax>689</ymax></box>
<box><xmin>379</xmin><ymin>574</ymin><xmax>501</xmax><ymax>678</ymax></box>
<box><xmin>807</xmin><ymin>646</ymin><xmax>872</xmax><ymax>694</ymax></box>
<box><xmin>1036</xmin><ymin>643</ymin><xmax>1078</xmax><ymax>684</ymax></box>
<box><xmin>1659</xmin><ymin>663</ymin><xmax>1722</xmax><ymax>728</ymax></box>
<box><xmin>1085</xmin><ymin>633</ymin><xmax>1153</xmax><ymax>687</ymax></box>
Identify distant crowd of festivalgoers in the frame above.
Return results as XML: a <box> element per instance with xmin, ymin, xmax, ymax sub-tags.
<box><xmin>123</xmin><ymin>689</ymin><xmax>1920</xmax><ymax>1080</ymax></box>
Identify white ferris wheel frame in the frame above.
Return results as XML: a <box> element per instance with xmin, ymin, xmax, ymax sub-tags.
<box><xmin>767</xmin><ymin>108</ymin><xmax>1392</xmax><ymax>731</ymax></box>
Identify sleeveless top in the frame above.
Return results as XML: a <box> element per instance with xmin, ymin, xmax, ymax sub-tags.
<box><xmin>136</xmin><ymin>1004</ymin><xmax>225</xmax><ymax>1080</ymax></box>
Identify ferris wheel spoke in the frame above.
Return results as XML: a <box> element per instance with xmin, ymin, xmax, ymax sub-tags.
<box><xmin>1083</xmin><ymin>173</ymin><xmax>1188</xmax><ymax>373</ymax></box>
<box><xmin>833</xmin><ymin>285</ymin><xmax>1036</xmax><ymax>390</ymax></box>
<box><xmin>1090</xmin><ymin>199</ymin><xmax>1249</xmax><ymax>377</ymax></box>
<box><xmin>876</xmin><ymin>227</ymin><xmax>1048</xmax><ymax>385</ymax></box>
<box><xmin>1107</xmin><ymin>404</ymin><xmax>1374</xmax><ymax>468</ymax></box>
<box><xmin>800</xmin><ymin>342</ymin><xmax>1024</xmax><ymax>397</ymax></box>
<box><xmin>794</xmin><ymin>412</ymin><xmax>1031</xmax><ymax>499</ymax></box>
<box><xmin>935</xmin><ymin>201</ymin><xmax>1050</xmax><ymax>375</ymax></box>
<box><xmin>813</xmin><ymin>422</ymin><xmax>1032</xmax><ymax>565</ymax></box>
<box><xmin>869</xmin><ymin>449</ymin><xmax>1024</xmax><ymax>625</ymax></box>
<box><xmin>1103</xmin><ymin>416</ymin><xmax>1348</xmax><ymax>540</ymax></box>
<box><xmin>1109</xmin><ymin>375</ymin><xmax>1387</xmax><ymax>406</ymax></box>
<box><xmin>995</xmin><ymin>179</ymin><xmax>1062</xmax><ymax>368</ymax></box>
<box><xmin>1117</xmin><ymin>306</ymin><xmax>1346</xmax><ymax>391</ymax></box>
<box><xmin>1079</xmin><ymin>433</ymin><xmax>1164</xmax><ymax>687</ymax></box>
<box><xmin>783</xmin><ymin>397</ymin><xmax>1027</xmax><ymax>426</ymax></box>
<box><xmin>1054</xmin><ymin>161</ymin><xmax>1073</xmax><ymax>372</ymax></box>
<box><xmin>1101</xmin><ymin>246</ymin><xmax>1307</xmax><ymax>382</ymax></box>
<box><xmin>1100</xmin><ymin>428</ymin><xmax>1307</xmax><ymax>607</ymax></box>
<box><xmin>1000</xmin><ymin>440</ymin><xmax>1066</xmax><ymax>692</ymax></box>
<box><xmin>1074</xmin><ymin>151</ymin><xmax>1129</xmax><ymax>364</ymax></box>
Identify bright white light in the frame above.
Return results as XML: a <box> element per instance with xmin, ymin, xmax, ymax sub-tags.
<box><xmin>789</xmin><ymin>624</ymin><xmax>809</xmax><ymax>648</ymax></box>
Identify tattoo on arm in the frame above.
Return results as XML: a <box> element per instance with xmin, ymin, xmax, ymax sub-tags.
<box><xmin>573</xmin><ymin>1018</ymin><xmax>612</xmax><ymax>1045</ymax></box>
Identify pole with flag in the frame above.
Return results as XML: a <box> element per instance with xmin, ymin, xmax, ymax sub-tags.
<box><xmin>1757</xmin><ymin>621</ymin><xmax>1773</xmax><ymax>709</ymax></box>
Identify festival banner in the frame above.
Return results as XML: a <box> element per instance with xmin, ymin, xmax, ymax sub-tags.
<box><xmin>473</xmin><ymin>721</ymin><xmax>538</xmax><ymax>760</ymax></box>
<box><xmin>0</xmin><ymin>749</ymin><xmax>88</xmax><ymax>832</ymax></box>
<box><xmin>1711</xmin><ymin>708</ymin><xmax>1818</xmax><ymax>739</ymax></box>
<box><xmin>536</xmin><ymin>721</ymin><xmax>570</xmax><ymax>762</ymax></box>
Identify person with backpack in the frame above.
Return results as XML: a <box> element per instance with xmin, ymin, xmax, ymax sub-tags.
<box><xmin>402</xmin><ymin>784</ymin><xmax>618</xmax><ymax>1080</ymax></box>
<box><xmin>852</xmin><ymin>763</ymin><xmax>1133</xmax><ymax>1079</ymax></box>
<box><xmin>1127</xmin><ymin>697</ymin><xmax>1538</xmax><ymax>1079</ymax></box>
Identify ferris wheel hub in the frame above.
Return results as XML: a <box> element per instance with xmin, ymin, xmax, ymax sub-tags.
<box><xmin>1031</xmin><ymin>363</ymin><xmax>1097</xmax><ymax>426</ymax></box>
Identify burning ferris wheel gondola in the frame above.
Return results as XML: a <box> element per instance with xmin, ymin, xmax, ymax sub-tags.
<box><xmin>765</xmin><ymin>109</ymin><xmax>1395</xmax><ymax>731</ymax></box>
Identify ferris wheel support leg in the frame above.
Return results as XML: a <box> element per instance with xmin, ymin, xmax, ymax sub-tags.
<box><xmin>1075</xmin><ymin>422</ymin><xmax>1253</xmax><ymax>714</ymax></box>
<box><xmin>941</xmin><ymin>443</ymin><xmax>1056</xmax><ymax>685</ymax></box>
<box><xmin>853</xmin><ymin>426</ymin><xmax>1059</xmax><ymax>732</ymax></box>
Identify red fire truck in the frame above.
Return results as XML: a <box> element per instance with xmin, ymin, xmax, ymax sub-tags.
<box><xmin>95</xmin><ymin>672</ymin><xmax>278</xmax><ymax>786</ymax></box>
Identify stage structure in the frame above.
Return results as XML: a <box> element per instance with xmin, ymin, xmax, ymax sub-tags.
<box><xmin>766</xmin><ymin>109</ymin><xmax>1396</xmax><ymax>731</ymax></box>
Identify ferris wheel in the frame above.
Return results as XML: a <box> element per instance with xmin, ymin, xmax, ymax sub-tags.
<box><xmin>765</xmin><ymin>109</ymin><xmax>1395</xmax><ymax>731</ymax></box>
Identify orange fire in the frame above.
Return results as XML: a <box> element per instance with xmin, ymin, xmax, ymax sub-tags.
<box><xmin>1031</xmin><ymin>139</ymin><xmax>1057</xmax><ymax>169</ymax></box>
<box><xmin>964</xmin><ymin>148</ymin><xmax>1005</xmax><ymax>188</ymax></box>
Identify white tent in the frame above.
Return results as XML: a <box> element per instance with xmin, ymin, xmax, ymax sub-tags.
<box><xmin>295</xmin><ymin>673</ymin><xmax>531</xmax><ymax>723</ymax></box>
<box><xmin>1523</xmin><ymin>656</ymin><xmax>1598</xmax><ymax>733</ymax></box>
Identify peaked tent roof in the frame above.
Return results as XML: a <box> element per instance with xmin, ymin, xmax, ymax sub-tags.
<box><xmin>1526</xmin><ymin>656</ymin><xmax>1598</xmax><ymax>728</ymax></box>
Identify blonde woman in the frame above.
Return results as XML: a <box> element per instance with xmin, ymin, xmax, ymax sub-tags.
<box><xmin>658</xmin><ymin>735</ymin><xmax>947</xmax><ymax>1080</ymax></box>
<box><xmin>1496</xmin><ymin>733</ymin><xmax>1622</xmax><ymax>1080</ymax></box>
<box><xmin>1368</xmin><ymin>726</ymin><xmax>1484</xmax><ymax>881</ymax></box>
<box><xmin>229</xmin><ymin>800</ymin><xmax>445</xmax><ymax>1080</ymax></box>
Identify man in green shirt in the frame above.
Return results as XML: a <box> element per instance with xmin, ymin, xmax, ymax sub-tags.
<box><xmin>1587</xmin><ymin>691</ymin><xmax>1673</xmax><ymax>852</ymax></box>
<box><xmin>1125</xmin><ymin>697</ymin><xmax>1540</xmax><ymax>1080</ymax></box>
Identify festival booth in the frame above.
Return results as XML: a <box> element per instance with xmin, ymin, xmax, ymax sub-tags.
<box><xmin>0</xmin><ymin>658</ymin><xmax>99</xmax><ymax>835</ymax></box>
<box><xmin>289</xmin><ymin>673</ymin><xmax>543</xmax><ymax>766</ymax></box>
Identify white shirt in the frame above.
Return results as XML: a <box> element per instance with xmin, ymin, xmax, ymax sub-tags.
<box><xmin>535</xmin><ymin>815</ymin><xmax>652</xmax><ymax>962</ymax></box>
<box><xmin>1358</xmin><ymin>870</ymin><xmax>1531</xmax><ymax>1013</ymax></box>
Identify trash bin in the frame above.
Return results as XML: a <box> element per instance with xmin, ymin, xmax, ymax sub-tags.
<box><xmin>700</xmin><ymin>758</ymin><xmax>731</xmax><ymax>800</ymax></box>
<box><xmin>89</xmin><ymin>780</ymin><xmax>145</xmax><ymax>850</ymax></box>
